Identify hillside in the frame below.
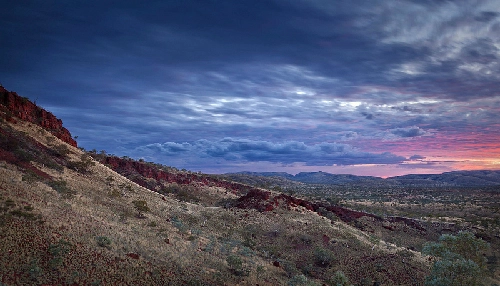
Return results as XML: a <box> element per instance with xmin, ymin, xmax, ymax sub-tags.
<box><xmin>0</xmin><ymin>87</ymin><xmax>498</xmax><ymax>285</ymax></box>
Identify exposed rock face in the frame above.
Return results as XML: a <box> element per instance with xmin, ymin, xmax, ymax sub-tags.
<box><xmin>97</xmin><ymin>155</ymin><xmax>254</xmax><ymax>194</ymax></box>
<box><xmin>235</xmin><ymin>188</ymin><xmax>427</xmax><ymax>232</ymax></box>
<box><xmin>0</xmin><ymin>86</ymin><xmax>77</xmax><ymax>147</ymax></box>
<box><xmin>235</xmin><ymin>188</ymin><xmax>379</xmax><ymax>222</ymax></box>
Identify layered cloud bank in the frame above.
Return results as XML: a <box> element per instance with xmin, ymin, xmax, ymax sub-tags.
<box><xmin>135</xmin><ymin>138</ymin><xmax>406</xmax><ymax>166</ymax></box>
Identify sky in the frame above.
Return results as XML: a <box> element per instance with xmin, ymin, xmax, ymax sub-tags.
<box><xmin>1</xmin><ymin>0</ymin><xmax>500</xmax><ymax>177</ymax></box>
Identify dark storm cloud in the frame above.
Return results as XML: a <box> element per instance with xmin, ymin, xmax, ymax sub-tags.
<box><xmin>0</xmin><ymin>1</ymin><xmax>446</xmax><ymax>93</ymax></box>
<box><xmin>2</xmin><ymin>1</ymin><xmax>499</xmax><ymax>95</ymax></box>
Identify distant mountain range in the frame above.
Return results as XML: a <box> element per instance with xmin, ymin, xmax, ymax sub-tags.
<box><xmin>227</xmin><ymin>170</ymin><xmax>500</xmax><ymax>187</ymax></box>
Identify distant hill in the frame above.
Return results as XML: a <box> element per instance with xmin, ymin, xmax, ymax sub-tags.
<box><xmin>227</xmin><ymin>170</ymin><xmax>500</xmax><ymax>187</ymax></box>
<box><xmin>386</xmin><ymin>170</ymin><xmax>500</xmax><ymax>187</ymax></box>
<box><xmin>293</xmin><ymin>172</ymin><xmax>384</xmax><ymax>185</ymax></box>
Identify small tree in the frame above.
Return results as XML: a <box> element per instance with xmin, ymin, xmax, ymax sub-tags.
<box><xmin>422</xmin><ymin>231</ymin><xmax>490</xmax><ymax>286</ymax></box>
<box><xmin>132</xmin><ymin>200</ymin><xmax>150</xmax><ymax>218</ymax></box>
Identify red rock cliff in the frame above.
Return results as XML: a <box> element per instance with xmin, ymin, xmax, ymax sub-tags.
<box><xmin>0</xmin><ymin>86</ymin><xmax>77</xmax><ymax>147</ymax></box>
<box><xmin>99</xmin><ymin>155</ymin><xmax>254</xmax><ymax>194</ymax></box>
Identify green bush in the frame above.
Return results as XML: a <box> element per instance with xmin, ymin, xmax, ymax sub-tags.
<box><xmin>226</xmin><ymin>254</ymin><xmax>248</xmax><ymax>276</ymax></box>
<box><xmin>22</xmin><ymin>170</ymin><xmax>41</xmax><ymax>183</ymax></box>
<box><xmin>132</xmin><ymin>200</ymin><xmax>150</xmax><ymax>217</ymax></box>
<box><xmin>281</xmin><ymin>260</ymin><xmax>300</xmax><ymax>277</ymax></box>
<box><xmin>67</xmin><ymin>154</ymin><xmax>95</xmax><ymax>173</ymax></box>
<box><xmin>226</xmin><ymin>254</ymin><xmax>242</xmax><ymax>270</ymax></box>
<box><xmin>161</xmin><ymin>183</ymin><xmax>200</xmax><ymax>203</ymax></box>
<box><xmin>48</xmin><ymin>179</ymin><xmax>76</xmax><ymax>198</ymax></box>
<box><xmin>27</xmin><ymin>259</ymin><xmax>43</xmax><ymax>281</ymax></box>
<box><xmin>14</xmin><ymin>149</ymin><xmax>34</xmax><ymax>162</ymax></box>
<box><xmin>326</xmin><ymin>270</ymin><xmax>352</xmax><ymax>286</ymax></box>
<box><xmin>9</xmin><ymin>209</ymin><xmax>37</xmax><ymax>220</ymax></box>
<box><xmin>287</xmin><ymin>274</ymin><xmax>319</xmax><ymax>286</ymax></box>
<box><xmin>314</xmin><ymin>247</ymin><xmax>335</xmax><ymax>267</ymax></box>
<box><xmin>52</xmin><ymin>144</ymin><xmax>70</xmax><ymax>157</ymax></box>
<box><xmin>48</xmin><ymin>239</ymin><xmax>71</xmax><ymax>256</ymax></box>
<box><xmin>95</xmin><ymin>236</ymin><xmax>112</xmax><ymax>249</ymax></box>
<box><xmin>170</xmin><ymin>216</ymin><xmax>186</xmax><ymax>232</ymax></box>
<box><xmin>422</xmin><ymin>231</ymin><xmax>490</xmax><ymax>286</ymax></box>
<box><xmin>4</xmin><ymin>199</ymin><xmax>15</xmax><ymax>208</ymax></box>
<box><xmin>48</xmin><ymin>256</ymin><xmax>63</xmax><ymax>270</ymax></box>
<box><xmin>47</xmin><ymin>239</ymin><xmax>72</xmax><ymax>270</ymax></box>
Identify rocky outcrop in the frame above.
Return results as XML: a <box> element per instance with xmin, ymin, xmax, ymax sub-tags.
<box><xmin>96</xmin><ymin>155</ymin><xmax>254</xmax><ymax>194</ymax></box>
<box><xmin>235</xmin><ymin>188</ymin><xmax>380</xmax><ymax>222</ymax></box>
<box><xmin>235</xmin><ymin>188</ymin><xmax>428</xmax><ymax>234</ymax></box>
<box><xmin>0</xmin><ymin>86</ymin><xmax>77</xmax><ymax>147</ymax></box>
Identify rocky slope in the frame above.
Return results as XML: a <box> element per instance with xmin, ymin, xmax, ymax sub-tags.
<box><xmin>91</xmin><ymin>154</ymin><xmax>430</xmax><ymax>233</ymax></box>
<box><xmin>0</xmin><ymin>86</ymin><xmax>77</xmax><ymax>147</ymax></box>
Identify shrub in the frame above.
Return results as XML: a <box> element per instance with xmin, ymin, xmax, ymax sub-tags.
<box><xmin>425</xmin><ymin>258</ymin><xmax>481</xmax><ymax>286</ymax></box>
<box><xmin>287</xmin><ymin>274</ymin><xmax>319</xmax><ymax>286</ymax></box>
<box><xmin>52</xmin><ymin>144</ymin><xmax>70</xmax><ymax>157</ymax></box>
<box><xmin>67</xmin><ymin>154</ymin><xmax>95</xmax><ymax>173</ymax></box>
<box><xmin>40</xmin><ymin>154</ymin><xmax>64</xmax><ymax>171</ymax></box>
<box><xmin>314</xmin><ymin>247</ymin><xmax>335</xmax><ymax>267</ymax></box>
<box><xmin>326</xmin><ymin>270</ymin><xmax>352</xmax><ymax>286</ymax></box>
<box><xmin>226</xmin><ymin>254</ymin><xmax>242</xmax><ymax>270</ymax></box>
<box><xmin>132</xmin><ymin>200</ymin><xmax>150</xmax><ymax>217</ymax></box>
<box><xmin>27</xmin><ymin>259</ymin><xmax>42</xmax><ymax>281</ymax></box>
<box><xmin>281</xmin><ymin>260</ymin><xmax>300</xmax><ymax>277</ymax></box>
<box><xmin>422</xmin><ymin>231</ymin><xmax>490</xmax><ymax>286</ymax></box>
<box><xmin>108</xmin><ymin>189</ymin><xmax>122</xmax><ymax>198</ymax></box>
<box><xmin>96</xmin><ymin>236</ymin><xmax>112</xmax><ymax>249</ymax></box>
<box><xmin>48</xmin><ymin>239</ymin><xmax>72</xmax><ymax>269</ymax></box>
<box><xmin>14</xmin><ymin>149</ymin><xmax>34</xmax><ymax>162</ymax></box>
<box><xmin>48</xmin><ymin>239</ymin><xmax>71</xmax><ymax>256</ymax></box>
<box><xmin>4</xmin><ymin>199</ymin><xmax>15</xmax><ymax>208</ymax></box>
<box><xmin>48</xmin><ymin>256</ymin><xmax>63</xmax><ymax>270</ymax></box>
<box><xmin>226</xmin><ymin>254</ymin><xmax>248</xmax><ymax>276</ymax></box>
<box><xmin>9</xmin><ymin>209</ymin><xmax>37</xmax><ymax>220</ymax></box>
<box><xmin>161</xmin><ymin>183</ymin><xmax>200</xmax><ymax>203</ymax></box>
<box><xmin>22</xmin><ymin>170</ymin><xmax>41</xmax><ymax>183</ymax></box>
<box><xmin>0</xmin><ymin>135</ymin><xmax>19</xmax><ymax>151</ymax></box>
<box><xmin>48</xmin><ymin>179</ymin><xmax>76</xmax><ymax>198</ymax></box>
